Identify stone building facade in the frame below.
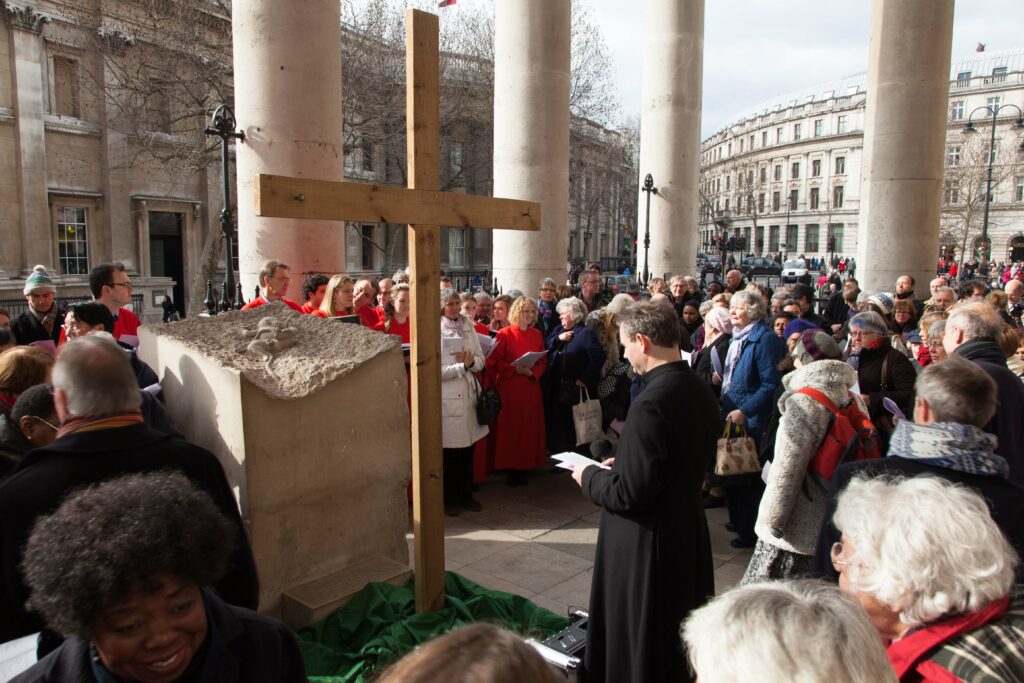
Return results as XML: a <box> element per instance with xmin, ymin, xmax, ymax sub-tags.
<box><xmin>700</xmin><ymin>47</ymin><xmax>1024</xmax><ymax>268</ymax></box>
<box><xmin>0</xmin><ymin>1</ymin><xmax>632</xmax><ymax>318</ymax></box>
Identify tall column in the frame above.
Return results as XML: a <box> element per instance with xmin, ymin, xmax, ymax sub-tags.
<box><xmin>6</xmin><ymin>4</ymin><xmax>51</xmax><ymax>274</ymax></box>
<box><xmin>232</xmin><ymin>0</ymin><xmax>345</xmax><ymax>293</ymax></box>
<box><xmin>492</xmin><ymin>0</ymin><xmax>570</xmax><ymax>295</ymax></box>
<box><xmin>636</xmin><ymin>0</ymin><xmax>704</xmax><ymax>282</ymax></box>
<box><xmin>98</xmin><ymin>29</ymin><xmax>136</xmax><ymax>270</ymax></box>
<box><xmin>856</xmin><ymin>0</ymin><xmax>953</xmax><ymax>293</ymax></box>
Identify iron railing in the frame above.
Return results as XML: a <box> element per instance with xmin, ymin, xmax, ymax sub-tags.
<box><xmin>0</xmin><ymin>293</ymin><xmax>144</xmax><ymax>317</ymax></box>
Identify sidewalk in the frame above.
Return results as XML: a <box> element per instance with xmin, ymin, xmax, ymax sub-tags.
<box><xmin>406</xmin><ymin>467</ymin><xmax>754</xmax><ymax>617</ymax></box>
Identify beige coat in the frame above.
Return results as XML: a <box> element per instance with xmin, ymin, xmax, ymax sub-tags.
<box><xmin>441</xmin><ymin>315</ymin><xmax>489</xmax><ymax>449</ymax></box>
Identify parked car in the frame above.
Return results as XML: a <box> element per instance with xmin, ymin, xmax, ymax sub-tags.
<box><xmin>781</xmin><ymin>259</ymin><xmax>812</xmax><ymax>284</ymax></box>
<box><xmin>742</xmin><ymin>256</ymin><xmax>781</xmax><ymax>279</ymax></box>
<box><xmin>604</xmin><ymin>274</ymin><xmax>634</xmax><ymax>295</ymax></box>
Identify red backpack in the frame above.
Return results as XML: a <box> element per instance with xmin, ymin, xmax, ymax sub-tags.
<box><xmin>795</xmin><ymin>387</ymin><xmax>881</xmax><ymax>485</ymax></box>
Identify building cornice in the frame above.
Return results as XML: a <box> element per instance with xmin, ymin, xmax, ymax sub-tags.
<box><xmin>3</xmin><ymin>2</ymin><xmax>49</xmax><ymax>33</ymax></box>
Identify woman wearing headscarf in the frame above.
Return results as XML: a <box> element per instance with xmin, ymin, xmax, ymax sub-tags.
<box><xmin>693</xmin><ymin>307</ymin><xmax>732</xmax><ymax>399</ymax></box>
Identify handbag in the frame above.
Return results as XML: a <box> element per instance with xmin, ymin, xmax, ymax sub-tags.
<box><xmin>473</xmin><ymin>369</ymin><xmax>501</xmax><ymax>426</ymax></box>
<box><xmin>714</xmin><ymin>423</ymin><xmax>760</xmax><ymax>476</ymax></box>
<box><xmin>555</xmin><ymin>347</ymin><xmax>580</xmax><ymax>407</ymax></box>
<box><xmin>572</xmin><ymin>386</ymin><xmax>604</xmax><ymax>446</ymax></box>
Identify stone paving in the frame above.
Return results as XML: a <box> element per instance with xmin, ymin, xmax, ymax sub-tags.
<box><xmin>407</xmin><ymin>467</ymin><xmax>754</xmax><ymax>617</ymax></box>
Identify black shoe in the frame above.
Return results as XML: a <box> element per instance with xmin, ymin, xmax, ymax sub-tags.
<box><xmin>462</xmin><ymin>498</ymin><xmax>482</xmax><ymax>512</ymax></box>
<box><xmin>725</xmin><ymin>522</ymin><xmax>737</xmax><ymax>532</ymax></box>
<box><xmin>444</xmin><ymin>505</ymin><xmax>460</xmax><ymax>517</ymax></box>
<box><xmin>703</xmin><ymin>495</ymin><xmax>726</xmax><ymax>509</ymax></box>
<box><xmin>730</xmin><ymin>537</ymin><xmax>756</xmax><ymax>549</ymax></box>
<box><xmin>505</xmin><ymin>472</ymin><xmax>528</xmax><ymax>487</ymax></box>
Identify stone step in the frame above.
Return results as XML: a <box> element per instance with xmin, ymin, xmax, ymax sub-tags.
<box><xmin>281</xmin><ymin>556</ymin><xmax>412</xmax><ymax>629</ymax></box>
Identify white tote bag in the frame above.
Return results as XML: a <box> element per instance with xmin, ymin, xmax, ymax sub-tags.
<box><xmin>572</xmin><ymin>386</ymin><xmax>604</xmax><ymax>446</ymax></box>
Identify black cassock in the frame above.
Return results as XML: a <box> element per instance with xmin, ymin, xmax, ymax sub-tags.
<box><xmin>581</xmin><ymin>361</ymin><xmax>721</xmax><ymax>683</ymax></box>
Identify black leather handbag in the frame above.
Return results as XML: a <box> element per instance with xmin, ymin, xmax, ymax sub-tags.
<box><xmin>474</xmin><ymin>370</ymin><xmax>501</xmax><ymax>425</ymax></box>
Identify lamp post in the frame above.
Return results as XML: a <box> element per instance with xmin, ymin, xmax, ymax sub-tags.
<box><xmin>962</xmin><ymin>103</ymin><xmax>1024</xmax><ymax>265</ymax></box>
<box><xmin>203</xmin><ymin>105</ymin><xmax>246</xmax><ymax>314</ymax></box>
<box><xmin>640</xmin><ymin>173</ymin><xmax>657</xmax><ymax>288</ymax></box>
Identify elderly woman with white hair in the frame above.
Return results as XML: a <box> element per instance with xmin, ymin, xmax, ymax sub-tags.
<box><xmin>681</xmin><ymin>580</ymin><xmax>896</xmax><ymax>683</ymax></box>
<box><xmin>719</xmin><ymin>290</ymin><xmax>787</xmax><ymax>547</ymax></box>
<box><xmin>833</xmin><ymin>475</ymin><xmax>1024</xmax><ymax>681</ymax></box>
<box><xmin>542</xmin><ymin>296</ymin><xmax>606</xmax><ymax>454</ymax></box>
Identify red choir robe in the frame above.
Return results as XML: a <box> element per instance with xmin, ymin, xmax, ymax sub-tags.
<box><xmin>372</xmin><ymin>316</ymin><xmax>411</xmax><ymax>344</ymax></box>
<box><xmin>357</xmin><ymin>305</ymin><xmax>380</xmax><ymax>328</ymax></box>
<box><xmin>241</xmin><ymin>295</ymin><xmax>304</xmax><ymax>313</ymax></box>
<box><xmin>300</xmin><ymin>302</ymin><xmax>318</xmax><ymax>314</ymax></box>
<box><xmin>486</xmin><ymin>324</ymin><xmax>547</xmax><ymax>471</ymax></box>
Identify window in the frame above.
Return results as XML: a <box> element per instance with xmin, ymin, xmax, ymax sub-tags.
<box><xmin>944</xmin><ymin>179</ymin><xmax>960</xmax><ymax>205</ymax></box>
<box><xmin>716</xmin><ymin>177</ymin><xmax>721</xmax><ymax>192</ymax></box>
<box><xmin>762</xmin><ymin>131</ymin><xmax>768</xmax><ymax>147</ymax></box>
<box><xmin>957</xmin><ymin>71</ymin><xmax>971</xmax><ymax>81</ymax></box>
<box><xmin>786</xmin><ymin>225</ymin><xmax>798</xmax><ymax>251</ymax></box>
<box><xmin>829</xmin><ymin>224</ymin><xmax>844</xmax><ymax>252</ymax></box>
<box><xmin>743</xmin><ymin>226</ymin><xmax>751</xmax><ymax>247</ymax></box>
<box><xmin>758</xmin><ymin>193</ymin><xmax>765</xmax><ymax>213</ymax></box>
<box><xmin>51</xmin><ymin>56</ymin><xmax>80</xmax><ymax>118</ymax></box>
<box><xmin>772</xmin><ymin>191</ymin><xmax>781</xmax><ymax>211</ymax></box>
<box><xmin>749</xmin><ymin>134</ymin><xmax>755</xmax><ymax>150</ymax></box>
<box><xmin>726</xmin><ymin>175</ymin><xmax>731</xmax><ymax>190</ymax></box>
<box><xmin>736</xmin><ymin>196</ymin><xmax>743</xmax><ymax>213</ymax></box>
<box><xmin>789</xmin><ymin>189</ymin><xmax>799</xmax><ymax>211</ymax></box>
<box><xmin>987</xmin><ymin>95</ymin><xmax>1002</xmax><ymax>114</ymax></box>
<box><xmin>805</xmin><ymin>224</ymin><xmax>820</xmax><ymax>252</ymax></box>
<box><xmin>759</xmin><ymin>166</ymin><xmax>767</xmax><ymax>183</ymax></box>
<box><xmin>812</xmin><ymin>159</ymin><xmax>821</xmax><ymax>177</ymax></box>
<box><xmin>950</xmin><ymin>100</ymin><xmax>965</xmax><ymax>121</ymax></box>
<box><xmin>774</xmin><ymin>164</ymin><xmax>782</xmax><ymax>181</ymax></box>
<box><xmin>776</xmin><ymin>126</ymin><xmax>783</xmax><ymax>143</ymax></box>
<box><xmin>727</xmin><ymin>143</ymin><xmax>732</xmax><ymax>156</ymax></box>
<box><xmin>1017</xmin><ymin>176</ymin><xmax>1024</xmax><ymax>202</ymax></box>
<box><xmin>724</xmin><ymin>198</ymin><xmax>730</xmax><ymax>211</ymax></box>
<box><xmin>833</xmin><ymin>185</ymin><xmax>845</xmax><ymax>208</ymax></box>
<box><xmin>448</xmin><ymin>228</ymin><xmax>465</xmax><ymax>267</ymax></box>
<box><xmin>55</xmin><ymin>205</ymin><xmax>89</xmax><ymax>274</ymax></box>
<box><xmin>361</xmin><ymin>139</ymin><xmax>373</xmax><ymax>172</ymax></box>
<box><xmin>747</xmin><ymin>170</ymin><xmax>754</xmax><ymax>186</ymax></box>
<box><xmin>835</xmin><ymin>156</ymin><xmax>846</xmax><ymax>175</ymax></box>
<box><xmin>993</xmin><ymin>66</ymin><xmax>1008</xmax><ymax>76</ymax></box>
<box><xmin>791</xmin><ymin>161</ymin><xmax>800</xmax><ymax>179</ymax></box>
<box><xmin>793</xmin><ymin>123</ymin><xmax>802</xmax><ymax>140</ymax></box>
<box><xmin>837</xmin><ymin>115</ymin><xmax>848</xmax><ymax>134</ymax></box>
<box><xmin>739</xmin><ymin>139</ymin><xmax>744</xmax><ymax>153</ymax></box>
<box><xmin>947</xmin><ymin>145</ymin><xmax>961</xmax><ymax>166</ymax></box>
<box><xmin>814</xmin><ymin>119</ymin><xmax>823</xmax><ymax>137</ymax></box>
<box><xmin>769</xmin><ymin>225</ymin><xmax>780</xmax><ymax>252</ymax></box>
<box><xmin>755</xmin><ymin>225</ymin><xmax>764</xmax><ymax>250</ymax></box>
<box><xmin>810</xmin><ymin>186</ymin><xmax>820</xmax><ymax>209</ymax></box>
<box><xmin>450</xmin><ymin>142</ymin><xmax>463</xmax><ymax>173</ymax></box>
<box><xmin>361</xmin><ymin>225</ymin><xmax>375</xmax><ymax>269</ymax></box>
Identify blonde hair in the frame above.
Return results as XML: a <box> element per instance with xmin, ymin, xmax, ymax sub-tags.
<box><xmin>0</xmin><ymin>346</ymin><xmax>54</xmax><ymax>395</ymax></box>
<box><xmin>507</xmin><ymin>296</ymin><xmax>536</xmax><ymax>327</ymax></box>
<box><xmin>319</xmin><ymin>274</ymin><xmax>353</xmax><ymax>317</ymax></box>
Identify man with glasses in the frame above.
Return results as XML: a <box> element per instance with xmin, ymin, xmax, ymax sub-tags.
<box><xmin>89</xmin><ymin>263</ymin><xmax>141</xmax><ymax>348</ymax></box>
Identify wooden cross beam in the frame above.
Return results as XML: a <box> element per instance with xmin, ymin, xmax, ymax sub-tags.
<box><xmin>253</xmin><ymin>9</ymin><xmax>540</xmax><ymax>613</ymax></box>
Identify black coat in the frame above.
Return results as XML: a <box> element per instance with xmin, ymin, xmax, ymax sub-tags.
<box><xmin>692</xmin><ymin>332</ymin><xmax>730</xmax><ymax>399</ymax></box>
<box><xmin>542</xmin><ymin>324</ymin><xmax>606</xmax><ymax>453</ymax></box>
<box><xmin>11</xmin><ymin>590</ymin><xmax>305</xmax><ymax>683</ymax></box>
<box><xmin>0</xmin><ymin>423</ymin><xmax>259</xmax><ymax>642</ymax></box>
<box><xmin>955</xmin><ymin>338</ymin><xmax>1024</xmax><ymax>483</ymax></box>
<box><xmin>581</xmin><ymin>362</ymin><xmax>721</xmax><ymax>683</ymax></box>
<box><xmin>853</xmin><ymin>338</ymin><xmax>916</xmax><ymax>422</ymax></box>
<box><xmin>809</xmin><ymin>457</ymin><xmax>1024</xmax><ymax>582</ymax></box>
<box><xmin>10</xmin><ymin>308</ymin><xmax>63</xmax><ymax>347</ymax></box>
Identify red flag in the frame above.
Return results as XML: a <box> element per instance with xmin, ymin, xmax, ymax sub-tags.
<box><xmin>438</xmin><ymin>0</ymin><xmax>456</xmax><ymax>7</ymax></box>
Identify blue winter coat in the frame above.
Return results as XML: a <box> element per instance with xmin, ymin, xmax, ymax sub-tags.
<box><xmin>720</xmin><ymin>321</ymin><xmax>786</xmax><ymax>442</ymax></box>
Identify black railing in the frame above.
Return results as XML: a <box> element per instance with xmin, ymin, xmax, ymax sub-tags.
<box><xmin>0</xmin><ymin>293</ymin><xmax>144</xmax><ymax>317</ymax></box>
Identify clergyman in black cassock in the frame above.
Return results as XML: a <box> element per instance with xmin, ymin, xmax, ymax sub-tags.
<box><xmin>576</xmin><ymin>303</ymin><xmax>721</xmax><ymax>683</ymax></box>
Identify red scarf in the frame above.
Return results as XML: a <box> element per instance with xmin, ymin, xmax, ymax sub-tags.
<box><xmin>0</xmin><ymin>392</ymin><xmax>16</xmax><ymax>418</ymax></box>
<box><xmin>56</xmin><ymin>411</ymin><xmax>144</xmax><ymax>439</ymax></box>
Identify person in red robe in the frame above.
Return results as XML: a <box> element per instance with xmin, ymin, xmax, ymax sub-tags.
<box><xmin>240</xmin><ymin>260</ymin><xmax>304</xmax><ymax>312</ymax></box>
<box><xmin>354</xmin><ymin>278</ymin><xmax>382</xmax><ymax>328</ymax></box>
<box><xmin>486</xmin><ymin>296</ymin><xmax>547</xmax><ymax>486</ymax></box>
<box><xmin>312</xmin><ymin>274</ymin><xmax>355</xmax><ymax>319</ymax></box>
<box><xmin>372</xmin><ymin>283</ymin><xmax>411</xmax><ymax>344</ymax></box>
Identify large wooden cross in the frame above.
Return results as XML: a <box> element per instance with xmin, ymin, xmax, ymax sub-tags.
<box><xmin>252</xmin><ymin>9</ymin><xmax>540</xmax><ymax>612</ymax></box>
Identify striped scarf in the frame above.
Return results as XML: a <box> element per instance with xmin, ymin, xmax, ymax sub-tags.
<box><xmin>56</xmin><ymin>411</ymin><xmax>143</xmax><ymax>439</ymax></box>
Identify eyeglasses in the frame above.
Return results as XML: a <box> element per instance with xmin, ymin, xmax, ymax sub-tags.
<box><xmin>108</xmin><ymin>282</ymin><xmax>133</xmax><ymax>290</ymax></box>
<box><xmin>540</xmin><ymin>288</ymin><xmax>556</xmax><ymax>293</ymax></box>
<box><xmin>848</xmin><ymin>330</ymin><xmax>878</xmax><ymax>339</ymax></box>
<box><xmin>31</xmin><ymin>416</ymin><xmax>59</xmax><ymax>431</ymax></box>
<box><xmin>926</xmin><ymin>340</ymin><xmax>944</xmax><ymax>348</ymax></box>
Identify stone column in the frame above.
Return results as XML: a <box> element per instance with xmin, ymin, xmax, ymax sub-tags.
<box><xmin>856</xmin><ymin>0</ymin><xmax>953</xmax><ymax>293</ymax></box>
<box><xmin>6</xmin><ymin>4</ymin><xmax>51</xmax><ymax>274</ymax></box>
<box><xmin>98</xmin><ymin>29</ymin><xmax>136</xmax><ymax>270</ymax></box>
<box><xmin>232</xmin><ymin>0</ymin><xmax>345</xmax><ymax>293</ymax></box>
<box><xmin>492</xmin><ymin>0</ymin><xmax>570</xmax><ymax>295</ymax></box>
<box><xmin>636</xmin><ymin>0</ymin><xmax>704</xmax><ymax>282</ymax></box>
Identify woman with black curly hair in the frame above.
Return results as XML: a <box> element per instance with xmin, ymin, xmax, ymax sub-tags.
<box><xmin>11</xmin><ymin>472</ymin><xmax>306</xmax><ymax>683</ymax></box>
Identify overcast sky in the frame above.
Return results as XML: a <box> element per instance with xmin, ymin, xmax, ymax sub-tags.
<box><xmin>589</xmin><ymin>0</ymin><xmax>1024</xmax><ymax>139</ymax></box>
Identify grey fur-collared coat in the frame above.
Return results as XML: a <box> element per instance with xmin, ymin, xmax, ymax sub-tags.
<box><xmin>755</xmin><ymin>360</ymin><xmax>862</xmax><ymax>556</ymax></box>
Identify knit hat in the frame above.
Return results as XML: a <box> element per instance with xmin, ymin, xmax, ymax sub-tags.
<box><xmin>23</xmin><ymin>265</ymin><xmax>56</xmax><ymax>295</ymax></box>
<box><xmin>704</xmin><ymin>306</ymin><xmax>733</xmax><ymax>335</ymax></box>
<box><xmin>783</xmin><ymin>318</ymin><xmax>819</xmax><ymax>339</ymax></box>
<box><xmin>793</xmin><ymin>329</ymin><xmax>842</xmax><ymax>364</ymax></box>
<box><xmin>867</xmin><ymin>292</ymin><xmax>895</xmax><ymax>317</ymax></box>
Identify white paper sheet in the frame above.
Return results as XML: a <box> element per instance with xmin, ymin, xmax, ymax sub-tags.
<box><xmin>0</xmin><ymin>633</ymin><xmax>38</xmax><ymax>681</ymax></box>
<box><xmin>680</xmin><ymin>350</ymin><xmax>692</xmax><ymax>365</ymax></box>
<box><xmin>441</xmin><ymin>336</ymin><xmax>464</xmax><ymax>361</ymax></box>
<box><xmin>550</xmin><ymin>451</ymin><xmax>610</xmax><ymax>471</ymax></box>
<box><xmin>512</xmin><ymin>350</ymin><xmax>547</xmax><ymax>368</ymax></box>
<box><xmin>476</xmin><ymin>333</ymin><xmax>498</xmax><ymax>358</ymax></box>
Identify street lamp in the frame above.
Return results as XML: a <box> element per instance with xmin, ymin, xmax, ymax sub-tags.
<box><xmin>640</xmin><ymin>173</ymin><xmax>657</xmax><ymax>288</ymax></box>
<box><xmin>962</xmin><ymin>103</ymin><xmax>1024</xmax><ymax>265</ymax></box>
<box><xmin>203</xmin><ymin>104</ymin><xmax>246</xmax><ymax>314</ymax></box>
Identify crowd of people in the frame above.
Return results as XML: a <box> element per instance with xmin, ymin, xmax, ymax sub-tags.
<box><xmin>2</xmin><ymin>253</ymin><xmax>1024</xmax><ymax>682</ymax></box>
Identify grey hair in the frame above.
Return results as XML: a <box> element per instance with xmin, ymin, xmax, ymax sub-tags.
<box><xmin>473</xmin><ymin>291</ymin><xmax>493</xmax><ymax>303</ymax></box>
<box><xmin>730</xmin><ymin>290</ymin><xmax>768</xmax><ymax>321</ymax></box>
<box><xmin>947</xmin><ymin>302</ymin><xmax>1002</xmax><ymax>342</ymax></box>
<box><xmin>849</xmin><ymin>311</ymin><xmax>889</xmax><ymax>337</ymax></box>
<box><xmin>927</xmin><ymin>319</ymin><xmax>947</xmax><ymax>340</ymax></box>
<box><xmin>834</xmin><ymin>475</ymin><xmax>1018</xmax><ymax>627</ymax></box>
<box><xmin>681</xmin><ymin>580</ymin><xmax>896</xmax><ymax>683</ymax></box>
<box><xmin>51</xmin><ymin>335</ymin><xmax>140</xmax><ymax>417</ymax></box>
<box><xmin>555</xmin><ymin>297</ymin><xmax>587</xmax><ymax>325</ymax></box>
<box><xmin>505</xmin><ymin>288</ymin><xmax>524</xmax><ymax>299</ymax></box>
<box><xmin>669</xmin><ymin>275</ymin><xmax>686</xmax><ymax>286</ymax></box>
<box><xmin>915</xmin><ymin>355</ymin><xmax>996</xmax><ymax>427</ymax></box>
<box><xmin>933</xmin><ymin>285</ymin><xmax>958</xmax><ymax>300</ymax></box>
<box><xmin>539</xmin><ymin>277</ymin><xmax>557</xmax><ymax>289</ymax></box>
<box><xmin>439</xmin><ymin>287</ymin><xmax>460</xmax><ymax>312</ymax></box>
<box><xmin>699</xmin><ymin>301</ymin><xmax>713</xmax><ymax>316</ymax></box>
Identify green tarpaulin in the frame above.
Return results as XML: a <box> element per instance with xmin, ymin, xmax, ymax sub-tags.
<box><xmin>296</xmin><ymin>571</ymin><xmax>570</xmax><ymax>682</ymax></box>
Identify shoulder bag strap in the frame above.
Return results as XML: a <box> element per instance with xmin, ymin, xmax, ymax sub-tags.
<box><xmin>880</xmin><ymin>355</ymin><xmax>890</xmax><ymax>392</ymax></box>
<box><xmin>794</xmin><ymin>387</ymin><xmax>840</xmax><ymax>415</ymax></box>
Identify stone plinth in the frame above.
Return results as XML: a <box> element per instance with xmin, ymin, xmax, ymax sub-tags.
<box><xmin>139</xmin><ymin>304</ymin><xmax>411</xmax><ymax>623</ymax></box>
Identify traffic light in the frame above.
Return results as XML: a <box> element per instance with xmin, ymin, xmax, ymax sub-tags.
<box><xmin>827</xmin><ymin>236</ymin><xmax>836</xmax><ymax>252</ymax></box>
